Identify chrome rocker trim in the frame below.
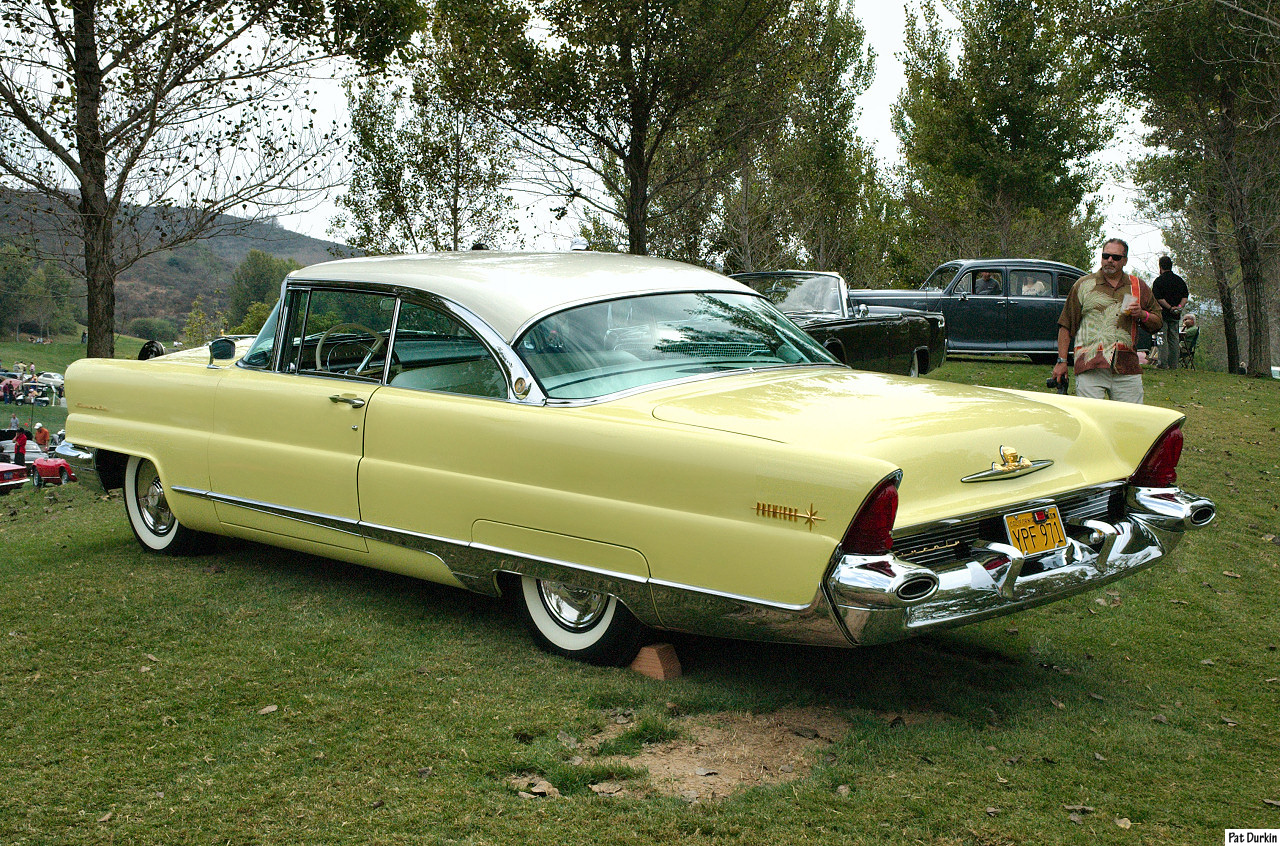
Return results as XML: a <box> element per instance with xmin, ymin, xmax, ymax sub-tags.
<box><xmin>115</xmin><ymin>461</ymin><xmax>1214</xmax><ymax>650</ymax></box>
<box><xmin>825</xmin><ymin>485</ymin><xmax>1216</xmax><ymax>646</ymax></box>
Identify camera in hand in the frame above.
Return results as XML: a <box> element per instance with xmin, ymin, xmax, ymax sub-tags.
<box><xmin>1046</xmin><ymin>375</ymin><xmax>1068</xmax><ymax>394</ymax></box>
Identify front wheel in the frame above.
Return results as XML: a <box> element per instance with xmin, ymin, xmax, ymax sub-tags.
<box><xmin>516</xmin><ymin>575</ymin><xmax>645</xmax><ymax>666</ymax></box>
<box><xmin>123</xmin><ymin>455</ymin><xmax>204</xmax><ymax>554</ymax></box>
<box><xmin>32</xmin><ymin>471</ymin><xmax>42</xmax><ymax>488</ymax></box>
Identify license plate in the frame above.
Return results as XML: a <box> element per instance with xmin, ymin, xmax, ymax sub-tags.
<box><xmin>1004</xmin><ymin>506</ymin><xmax>1068</xmax><ymax>556</ymax></box>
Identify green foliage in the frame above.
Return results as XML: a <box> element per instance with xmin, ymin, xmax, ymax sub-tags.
<box><xmin>435</xmin><ymin>0</ymin><xmax>806</xmax><ymax>255</ymax></box>
<box><xmin>333</xmin><ymin>70</ymin><xmax>521</xmax><ymax>253</ymax></box>
<box><xmin>125</xmin><ymin>317</ymin><xmax>178</xmax><ymax>343</ymax></box>
<box><xmin>227</xmin><ymin>249</ymin><xmax>299</xmax><ymax>325</ymax></box>
<box><xmin>1101</xmin><ymin>0</ymin><xmax>1280</xmax><ymax>374</ymax></box>
<box><xmin>891</xmin><ymin>0</ymin><xmax>1107</xmax><ymax>282</ymax></box>
<box><xmin>183</xmin><ymin>295</ymin><xmax>227</xmax><ymax>347</ymax></box>
<box><xmin>232</xmin><ymin>301</ymin><xmax>276</xmax><ymax>336</ymax></box>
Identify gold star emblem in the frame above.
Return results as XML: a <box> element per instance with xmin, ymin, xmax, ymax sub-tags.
<box><xmin>802</xmin><ymin>504</ymin><xmax>825</xmax><ymax>527</ymax></box>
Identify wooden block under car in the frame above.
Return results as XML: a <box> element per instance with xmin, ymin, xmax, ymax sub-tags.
<box><xmin>630</xmin><ymin>643</ymin><xmax>682</xmax><ymax>680</ymax></box>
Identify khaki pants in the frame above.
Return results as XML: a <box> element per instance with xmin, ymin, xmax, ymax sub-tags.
<box><xmin>1075</xmin><ymin>369</ymin><xmax>1144</xmax><ymax>404</ymax></box>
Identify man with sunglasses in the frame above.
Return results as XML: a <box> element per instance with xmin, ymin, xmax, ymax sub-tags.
<box><xmin>1052</xmin><ymin>239</ymin><xmax>1162</xmax><ymax>403</ymax></box>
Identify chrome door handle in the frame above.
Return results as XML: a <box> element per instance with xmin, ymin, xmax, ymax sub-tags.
<box><xmin>329</xmin><ymin>395</ymin><xmax>366</xmax><ymax>408</ymax></box>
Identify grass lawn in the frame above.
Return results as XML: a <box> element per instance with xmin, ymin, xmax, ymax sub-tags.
<box><xmin>1</xmin><ymin>358</ymin><xmax>1276</xmax><ymax>844</ymax></box>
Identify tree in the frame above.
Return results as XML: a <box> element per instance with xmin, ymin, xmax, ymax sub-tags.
<box><xmin>126</xmin><ymin>317</ymin><xmax>179</xmax><ymax>343</ymax></box>
<box><xmin>227</xmin><ymin>250</ymin><xmax>301</xmax><ymax>326</ymax></box>
<box><xmin>0</xmin><ymin>0</ymin><xmax>424</xmax><ymax>359</ymax></box>
<box><xmin>334</xmin><ymin>67</ymin><xmax>521</xmax><ymax>254</ymax></box>
<box><xmin>435</xmin><ymin>0</ymin><xmax>807</xmax><ymax>255</ymax></box>
<box><xmin>1130</xmin><ymin>150</ymin><xmax>1246</xmax><ymax>373</ymax></box>
<box><xmin>891</xmin><ymin>0</ymin><xmax>1108</xmax><ymax>282</ymax></box>
<box><xmin>183</xmin><ymin>296</ymin><xmax>226</xmax><ymax>347</ymax></box>
<box><xmin>1105</xmin><ymin>0</ymin><xmax>1280</xmax><ymax>375</ymax></box>
<box><xmin>0</xmin><ymin>241</ymin><xmax>33</xmax><ymax>338</ymax></box>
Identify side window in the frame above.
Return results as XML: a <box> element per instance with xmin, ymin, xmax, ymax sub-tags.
<box><xmin>1056</xmin><ymin>274</ymin><xmax>1079</xmax><ymax>297</ymax></box>
<box><xmin>387</xmin><ymin>301</ymin><xmax>507</xmax><ymax>399</ymax></box>
<box><xmin>958</xmin><ymin>270</ymin><xmax>1004</xmax><ymax>295</ymax></box>
<box><xmin>280</xmin><ymin>288</ymin><xmax>396</xmax><ymax>380</ymax></box>
<box><xmin>1012</xmin><ymin>270</ymin><xmax>1052</xmax><ymax>298</ymax></box>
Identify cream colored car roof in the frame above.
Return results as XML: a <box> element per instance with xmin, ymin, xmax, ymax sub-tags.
<box><xmin>288</xmin><ymin>251</ymin><xmax>752</xmax><ymax>342</ymax></box>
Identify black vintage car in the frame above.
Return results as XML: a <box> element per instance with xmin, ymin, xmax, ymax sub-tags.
<box><xmin>733</xmin><ymin>271</ymin><xmax>946</xmax><ymax>377</ymax></box>
<box><xmin>846</xmin><ymin>259</ymin><xmax>1088</xmax><ymax>363</ymax></box>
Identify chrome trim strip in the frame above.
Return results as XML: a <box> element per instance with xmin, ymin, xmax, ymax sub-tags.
<box><xmin>647</xmin><ymin>577</ymin><xmax>816</xmax><ymax>613</ymax></box>
<box><xmin>171</xmin><ymin>486</ymin><xmax>368</xmax><ymax>538</ymax></box>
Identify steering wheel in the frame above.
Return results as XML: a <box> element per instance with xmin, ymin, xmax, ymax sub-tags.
<box><xmin>315</xmin><ymin>322</ymin><xmax>385</xmax><ymax>372</ymax></box>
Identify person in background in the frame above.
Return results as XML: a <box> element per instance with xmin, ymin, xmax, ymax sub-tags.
<box><xmin>1180</xmin><ymin>314</ymin><xmax>1199</xmax><ymax>364</ymax></box>
<box><xmin>33</xmin><ymin>423</ymin><xmax>49</xmax><ymax>450</ymax></box>
<box><xmin>12</xmin><ymin>427</ymin><xmax>26</xmax><ymax>467</ymax></box>
<box><xmin>1053</xmin><ymin>238</ymin><xmax>1162</xmax><ymax>403</ymax></box>
<box><xmin>8</xmin><ymin>412</ymin><xmax>18</xmax><ymax>430</ymax></box>
<box><xmin>1151</xmin><ymin>255</ymin><xmax>1188</xmax><ymax>371</ymax></box>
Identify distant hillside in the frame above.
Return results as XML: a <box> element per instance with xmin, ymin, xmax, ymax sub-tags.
<box><xmin>0</xmin><ymin>189</ymin><xmax>358</xmax><ymax>328</ymax></box>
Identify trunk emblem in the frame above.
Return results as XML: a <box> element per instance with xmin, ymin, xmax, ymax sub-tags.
<box><xmin>961</xmin><ymin>445</ymin><xmax>1054</xmax><ymax>483</ymax></box>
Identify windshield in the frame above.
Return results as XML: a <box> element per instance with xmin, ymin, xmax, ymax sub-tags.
<box><xmin>921</xmin><ymin>263</ymin><xmax>960</xmax><ymax>292</ymax></box>
<box><xmin>517</xmin><ymin>292</ymin><xmax>837</xmax><ymax>400</ymax></box>
<box><xmin>742</xmin><ymin>274</ymin><xmax>842</xmax><ymax>314</ymax></box>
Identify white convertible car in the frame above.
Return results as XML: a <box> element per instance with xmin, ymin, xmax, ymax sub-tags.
<box><xmin>61</xmin><ymin>252</ymin><xmax>1215</xmax><ymax>665</ymax></box>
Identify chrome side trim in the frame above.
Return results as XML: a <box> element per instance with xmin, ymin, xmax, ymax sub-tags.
<box><xmin>171</xmin><ymin>486</ymin><xmax>367</xmax><ymax>538</ymax></box>
<box><xmin>646</xmin><ymin>580</ymin><xmax>851</xmax><ymax>648</ymax></box>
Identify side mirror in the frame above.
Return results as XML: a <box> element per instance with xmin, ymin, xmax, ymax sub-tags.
<box><xmin>207</xmin><ymin>337</ymin><xmax>237</xmax><ymax>367</ymax></box>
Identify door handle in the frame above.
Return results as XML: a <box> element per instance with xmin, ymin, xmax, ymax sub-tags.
<box><xmin>329</xmin><ymin>394</ymin><xmax>366</xmax><ymax>408</ymax></box>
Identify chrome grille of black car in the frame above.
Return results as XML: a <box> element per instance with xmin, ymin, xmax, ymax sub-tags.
<box><xmin>893</xmin><ymin>485</ymin><xmax>1119</xmax><ymax>570</ymax></box>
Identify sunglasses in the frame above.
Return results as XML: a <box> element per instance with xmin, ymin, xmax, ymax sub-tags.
<box><xmin>1101</xmin><ymin>252</ymin><xmax>1126</xmax><ymax>261</ymax></box>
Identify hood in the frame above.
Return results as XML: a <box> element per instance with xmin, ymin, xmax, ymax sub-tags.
<box><xmin>649</xmin><ymin>368</ymin><xmax>1182</xmax><ymax>529</ymax></box>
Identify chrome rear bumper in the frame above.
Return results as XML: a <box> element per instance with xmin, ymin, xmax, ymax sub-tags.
<box><xmin>826</xmin><ymin>485</ymin><xmax>1215</xmax><ymax>646</ymax></box>
<box><xmin>55</xmin><ymin>442</ymin><xmax>102</xmax><ymax>491</ymax></box>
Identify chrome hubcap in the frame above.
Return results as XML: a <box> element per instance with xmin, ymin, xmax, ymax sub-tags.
<box><xmin>136</xmin><ymin>463</ymin><xmax>174</xmax><ymax>536</ymax></box>
<box><xmin>537</xmin><ymin>580</ymin><xmax>609</xmax><ymax>631</ymax></box>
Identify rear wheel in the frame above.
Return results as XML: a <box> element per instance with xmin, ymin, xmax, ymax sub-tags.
<box><xmin>517</xmin><ymin>575</ymin><xmax>645</xmax><ymax>666</ymax></box>
<box><xmin>123</xmin><ymin>455</ymin><xmax>203</xmax><ymax>554</ymax></box>
<box><xmin>58</xmin><ymin>467</ymin><xmax>68</xmax><ymax>484</ymax></box>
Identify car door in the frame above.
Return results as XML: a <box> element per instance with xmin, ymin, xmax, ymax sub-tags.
<box><xmin>940</xmin><ymin>265</ymin><xmax>1007</xmax><ymax>351</ymax></box>
<box><xmin>1005</xmin><ymin>267</ymin><xmax>1060</xmax><ymax>352</ymax></box>
<box><xmin>207</xmin><ymin>286</ymin><xmax>396</xmax><ymax>552</ymax></box>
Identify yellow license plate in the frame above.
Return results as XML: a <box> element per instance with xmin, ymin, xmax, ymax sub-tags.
<box><xmin>1004</xmin><ymin>506</ymin><xmax>1068</xmax><ymax>556</ymax></box>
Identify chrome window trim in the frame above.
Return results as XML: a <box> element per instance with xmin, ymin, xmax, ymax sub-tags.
<box><xmin>236</xmin><ymin>280</ymin><xmax>545</xmax><ymax>406</ymax></box>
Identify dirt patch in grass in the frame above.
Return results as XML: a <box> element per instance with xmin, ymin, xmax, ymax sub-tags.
<box><xmin>587</xmin><ymin>706</ymin><xmax>941</xmax><ymax>801</ymax></box>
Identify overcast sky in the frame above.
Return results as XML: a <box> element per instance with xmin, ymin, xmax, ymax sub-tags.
<box><xmin>280</xmin><ymin>1</ymin><xmax>1167</xmax><ymax>274</ymax></box>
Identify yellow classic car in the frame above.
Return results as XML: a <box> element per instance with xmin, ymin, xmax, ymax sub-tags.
<box><xmin>61</xmin><ymin>252</ymin><xmax>1216</xmax><ymax>665</ymax></box>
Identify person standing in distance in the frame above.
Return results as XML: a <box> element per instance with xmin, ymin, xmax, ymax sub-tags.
<box><xmin>1151</xmin><ymin>255</ymin><xmax>1188</xmax><ymax>370</ymax></box>
<box><xmin>1053</xmin><ymin>239</ymin><xmax>1162</xmax><ymax>403</ymax></box>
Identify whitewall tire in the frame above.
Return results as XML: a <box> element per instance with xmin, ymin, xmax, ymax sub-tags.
<box><xmin>517</xmin><ymin>575</ymin><xmax>645</xmax><ymax>666</ymax></box>
<box><xmin>123</xmin><ymin>455</ymin><xmax>202</xmax><ymax>555</ymax></box>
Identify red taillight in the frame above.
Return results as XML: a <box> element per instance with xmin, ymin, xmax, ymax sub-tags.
<box><xmin>841</xmin><ymin>475</ymin><xmax>899</xmax><ymax>555</ymax></box>
<box><xmin>1131</xmin><ymin>425</ymin><xmax>1184</xmax><ymax>487</ymax></box>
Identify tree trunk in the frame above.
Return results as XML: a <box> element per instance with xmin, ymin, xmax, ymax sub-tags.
<box><xmin>1204</xmin><ymin>209</ymin><xmax>1241</xmax><ymax>372</ymax></box>
<box><xmin>73</xmin><ymin>0</ymin><xmax>116</xmax><ymax>359</ymax></box>
<box><xmin>1233</xmin><ymin>226</ymin><xmax>1274</xmax><ymax>376</ymax></box>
